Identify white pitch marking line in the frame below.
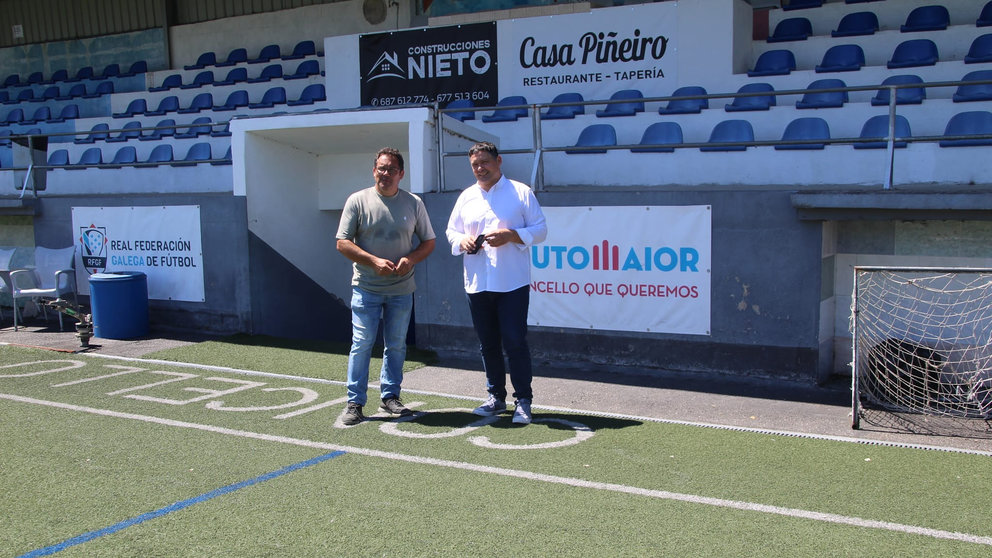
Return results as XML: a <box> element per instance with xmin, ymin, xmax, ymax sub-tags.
<box><xmin>2</xmin><ymin>392</ymin><xmax>991</xmax><ymax>547</ymax></box>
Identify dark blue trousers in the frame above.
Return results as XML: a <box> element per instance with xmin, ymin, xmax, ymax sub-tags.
<box><xmin>466</xmin><ymin>285</ymin><xmax>533</xmax><ymax>401</ymax></box>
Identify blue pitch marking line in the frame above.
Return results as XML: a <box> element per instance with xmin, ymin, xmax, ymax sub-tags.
<box><xmin>17</xmin><ymin>450</ymin><xmax>346</xmax><ymax>558</ymax></box>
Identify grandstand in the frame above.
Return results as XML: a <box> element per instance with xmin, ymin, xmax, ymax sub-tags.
<box><xmin>1</xmin><ymin>0</ymin><xmax>991</xmax><ymax>386</ymax></box>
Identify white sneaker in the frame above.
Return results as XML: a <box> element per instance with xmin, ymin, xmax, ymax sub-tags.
<box><xmin>512</xmin><ymin>399</ymin><xmax>532</xmax><ymax>425</ymax></box>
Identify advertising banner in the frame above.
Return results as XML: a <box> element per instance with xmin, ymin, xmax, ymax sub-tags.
<box><xmin>529</xmin><ymin>206</ymin><xmax>710</xmax><ymax>335</ymax></box>
<box><xmin>359</xmin><ymin>22</ymin><xmax>498</xmax><ymax>108</ymax></box>
<box><xmin>71</xmin><ymin>206</ymin><xmax>205</xmax><ymax>302</ymax></box>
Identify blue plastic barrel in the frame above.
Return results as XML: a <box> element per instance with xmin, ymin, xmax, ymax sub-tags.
<box><xmin>89</xmin><ymin>271</ymin><xmax>149</xmax><ymax>339</ymax></box>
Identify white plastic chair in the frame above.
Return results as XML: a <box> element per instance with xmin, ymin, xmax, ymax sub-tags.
<box><xmin>11</xmin><ymin>246</ymin><xmax>77</xmax><ymax>331</ymax></box>
<box><xmin>0</xmin><ymin>247</ymin><xmax>16</xmax><ymax>320</ymax></box>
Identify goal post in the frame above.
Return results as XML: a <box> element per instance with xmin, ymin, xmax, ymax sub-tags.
<box><xmin>851</xmin><ymin>267</ymin><xmax>992</xmax><ymax>437</ymax></box>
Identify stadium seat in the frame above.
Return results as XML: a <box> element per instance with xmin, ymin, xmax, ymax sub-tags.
<box><xmin>174</xmin><ymin>116</ymin><xmax>214</xmax><ymax>139</ymax></box>
<box><xmin>42</xmin><ymin>68</ymin><xmax>68</xmax><ymax>84</ymax></box>
<box><xmin>725</xmin><ymin>82</ymin><xmax>776</xmax><ymax>112</ymax></box>
<box><xmin>658</xmin><ymin>86</ymin><xmax>709</xmax><ymax>114</ymax></box>
<box><xmin>595</xmin><ymin>89</ymin><xmax>644</xmax><ymax>117</ymax></box>
<box><xmin>747</xmin><ymin>49</ymin><xmax>796</xmax><ymax>77</ymax></box>
<box><xmin>0</xmin><ymin>91</ymin><xmax>8</xmax><ymax>103</ymax></box>
<box><xmin>247</xmin><ymin>63</ymin><xmax>283</xmax><ymax>83</ymax></box>
<box><xmin>782</xmin><ymin>0</ymin><xmax>822</xmax><ymax>10</ymax></box>
<box><xmin>141</xmin><ymin>144</ymin><xmax>174</xmax><ymax>166</ymax></box>
<box><xmin>248</xmin><ymin>86</ymin><xmax>287</xmax><ymax>109</ymax></box>
<box><xmin>482</xmin><ymin>95</ymin><xmax>530</xmax><ymax>122</ymax></box>
<box><xmin>172</xmin><ymin>142</ymin><xmax>212</xmax><ymax>167</ymax></box>
<box><xmin>180</xmin><ymin>70</ymin><xmax>215</xmax><ymax>89</ymax></box>
<box><xmin>815</xmin><ymin>44</ymin><xmax>865</xmax><ymax>72</ymax></box>
<box><xmin>105</xmin><ymin>121</ymin><xmax>143</xmax><ymax>143</ymax></box>
<box><xmin>97</xmin><ymin>63</ymin><xmax>120</xmax><ymax>80</ymax></box>
<box><xmin>23</xmin><ymin>71</ymin><xmax>43</xmax><ymax>86</ymax></box>
<box><xmin>139</xmin><ymin>118</ymin><xmax>176</xmax><ymax>141</ymax></box>
<box><xmin>71</xmin><ymin>147</ymin><xmax>103</xmax><ymax>169</ymax></box>
<box><xmin>444</xmin><ymin>99</ymin><xmax>475</xmax><ymax>121</ymax></box>
<box><xmin>215</xmin><ymin>67</ymin><xmax>248</xmax><ymax>86</ymax></box>
<box><xmin>980</xmin><ymin>1</ymin><xmax>992</xmax><ymax>26</ymax></box>
<box><xmin>215</xmin><ymin>47</ymin><xmax>248</xmax><ymax>67</ymax></box>
<box><xmin>54</xmin><ymin>83</ymin><xmax>87</xmax><ymax>100</ymax></box>
<box><xmin>0</xmin><ymin>129</ymin><xmax>10</xmax><ymax>146</ymax></box>
<box><xmin>887</xmin><ymin>39</ymin><xmax>939</xmax><ymax>68</ymax></box>
<box><xmin>2</xmin><ymin>74</ymin><xmax>19</xmax><ymax>87</ymax></box>
<box><xmin>870</xmin><ymin>74</ymin><xmax>925</xmax><ymax>106</ymax></box>
<box><xmin>32</xmin><ymin>86</ymin><xmax>60</xmax><ymax>103</ymax></box>
<box><xmin>964</xmin><ymin>34</ymin><xmax>992</xmax><ymax>64</ymax></box>
<box><xmin>213</xmin><ymin>89</ymin><xmax>250</xmax><ymax>111</ymax></box>
<box><xmin>119</xmin><ymin>60</ymin><xmax>147</xmax><ymax>77</ymax></box>
<box><xmin>177</xmin><ymin>92</ymin><xmax>214</xmax><ymax>114</ymax></box>
<box><xmin>796</xmin><ymin>79</ymin><xmax>848</xmax><ymax>108</ymax></box>
<box><xmin>7</xmin><ymin>89</ymin><xmax>36</xmax><ymax>103</ymax></box>
<box><xmin>21</xmin><ymin>106</ymin><xmax>51</xmax><ymax>125</ymax></box>
<box><xmin>249</xmin><ymin>44</ymin><xmax>281</xmax><ymax>64</ymax></box>
<box><xmin>113</xmin><ymin>98</ymin><xmax>147</xmax><ymax>118</ymax></box>
<box><xmin>284</xmin><ymin>60</ymin><xmax>321</xmax><ymax>80</ymax></box>
<box><xmin>105</xmin><ymin>145</ymin><xmax>137</xmax><ymax>168</ymax></box>
<box><xmin>184</xmin><ymin>51</ymin><xmax>216</xmax><ymax>70</ymax></box>
<box><xmin>64</xmin><ymin>66</ymin><xmax>94</xmax><ymax>82</ymax></box>
<box><xmin>832</xmin><ymin>11</ymin><xmax>879</xmax><ymax>37</ymax></box>
<box><xmin>631</xmin><ymin>122</ymin><xmax>683</xmax><ymax>153</ymax></box>
<box><xmin>284</xmin><ymin>40</ymin><xmax>316</xmax><ymax>60</ymax></box>
<box><xmin>540</xmin><ymin>92</ymin><xmax>584</xmax><ymax>119</ymax></box>
<box><xmin>210</xmin><ymin>122</ymin><xmax>231</xmax><ymax>137</ymax></box>
<box><xmin>2</xmin><ymin>108</ymin><xmax>24</xmax><ymax>125</ymax></box>
<box><xmin>901</xmin><ymin>5</ymin><xmax>949</xmax><ymax>33</ymax></box>
<box><xmin>287</xmin><ymin>84</ymin><xmax>326</xmax><ymax>106</ymax></box>
<box><xmin>566</xmin><ymin>124</ymin><xmax>617</xmax><ymax>154</ymax></box>
<box><xmin>145</xmin><ymin>95</ymin><xmax>180</xmax><ymax>116</ymax></box>
<box><xmin>47</xmin><ymin>149</ymin><xmax>69</xmax><ymax>167</ymax></box>
<box><xmin>940</xmin><ymin>111</ymin><xmax>992</xmax><ymax>147</ymax></box>
<box><xmin>953</xmin><ymin>70</ymin><xmax>992</xmax><ymax>102</ymax></box>
<box><xmin>149</xmin><ymin>74</ymin><xmax>182</xmax><ymax>92</ymax></box>
<box><xmin>81</xmin><ymin>81</ymin><xmax>114</xmax><ymax>98</ymax></box>
<box><xmin>854</xmin><ymin>114</ymin><xmax>912</xmax><ymax>149</ymax></box>
<box><xmin>700</xmin><ymin>119</ymin><xmax>754</xmax><ymax>151</ymax></box>
<box><xmin>74</xmin><ymin>123</ymin><xmax>110</xmax><ymax>144</ymax></box>
<box><xmin>46</xmin><ymin>104</ymin><xmax>79</xmax><ymax>123</ymax></box>
<box><xmin>211</xmin><ymin>146</ymin><xmax>233</xmax><ymax>166</ymax></box>
<box><xmin>767</xmin><ymin>17</ymin><xmax>812</xmax><ymax>42</ymax></box>
<box><xmin>775</xmin><ymin>117</ymin><xmax>830</xmax><ymax>150</ymax></box>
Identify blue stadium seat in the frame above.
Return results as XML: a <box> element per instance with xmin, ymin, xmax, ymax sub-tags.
<box><xmin>55</xmin><ymin>83</ymin><xmax>87</xmax><ymax>100</ymax></box>
<box><xmin>747</xmin><ymin>49</ymin><xmax>796</xmax><ymax>77</ymax></box>
<box><xmin>566</xmin><ymin>124</ymin><xmax>617</xmax><ymax>154</ymax></box>
<box><xmin>21</xmin><ymin>106</ymin><xmax>51</xmax><ymax>125</ymax></box>
<box><xmin>145</xmin><ymin>95</ymin><xmax>180</xmax><ymax>116</ymax></box>
<box><xmin>247</xmin><ymin>64</ymin><xmax>283</xmax><ymax>83</ymax></box>
<box><xmin>796</xmin><ymin>79</ymin><xmax>849</xmax><ymax>108</ymax></box>
<box><xmin>2</xmin><ymin>108</ymin><xmax>24</xmax><ymax>125</ymax></box>
<box><xmin>215</xmin><ymin>67</ymin><xmax>248</xmax><ymax>86</ymax></box>
<box><xmin>149</xmin><ymin>74</ymin><xmax>182</xmax><ymax>92</ymax></box>
<box><xmin>887</xmin><ymin>39</ymin><xmax>939</xmax><ymax>68</ymax></box>
<box><xmin>7</xmin><ymin>89</ymin><xmax>36</xmax><ymax>103</ymax></box>
<box><xmin>901</xmin><ymin>5</ymin><xmax>949</xmax><ymax>33</ymax></box>
<box><xmin>444</xmin><ymin>99</ymin><xmax>475</xmax><ymax>121</ymax></box>
<box><xmin>248</xmin><ymin>87</ymin><xmax>287</xmax><ymax>109</ymax></box>
<box><xmin>249</xmin><ymin>44</ymin><xmax>281</xmax><ymax>64</ymax></box>
<box><xmin>725</xmin><ymin>82</ymin><xmax>776</xmax><ymax>112</ymax></box>
<box><xmin>832</xmin><ymin>11</ymin><xmax>879</xmax><ymax>37</ymax></box>
<box><xmin>32</xmin><ymin>86</ymin><xmax>60</xmax><ymax>103</ymax></box>
<box><xmin>43</xmin><ymin>68</ymin><xmax>69</xmax><ymax>84</ymax></box>
<box><xmin>177</xmin><ymin>92</ymin><xmax>214</xmax><ymax>114</ymax></box>
<box><xmin>113</xmin><ymin>98</ymin><xmax>147</xmax><ymax>119</ymax></box>
<box><xmin>0</xmin><ymin>91</ymin><xmax>7</xmax><ymax>103</ymax></box>
<box><xmin>658</xmin><ymin>86</ymin><xmax>709</xmax><ymax>114</ymax></box>
<box><xmin>631</xmin><ymin>122</ymin><xmax>683</xmax><ymax>153</ymax></box>
<box><xmin>284</xmin><ymin>60</ymin><xmax>320</xmax><ymax>80</ymax></box>
<box><xmin>119</xmin><ymin>60</ymin><xmax>147</xmax><ymax>77</ymax></box>
<box><xmin>104</xmin><ymin>146</ymin><xmax>137</xmax><ymax>168</ymax></box>
<box><xmin>174</xmin><ymin>116</ymin><xmax>214</xmax><ymax>139</ymax></box>
<box><xmin>284</xmin><ymin>40</ymin><xmax>316</xmax><ymax>60</ymax></box>
<box><xmin>81</xmin><ymin>81</ymin><xmax>114</xmax><ymax>98</ymax></box>
<box><xmin>172</xmin><ymin>142</ymin><xmax>212</xmax><ymax>167</ymax></box>
<box><xmin>47</xmin><ymin>149</ymin><xmax>69</xmax><ymax>168</ymax></box>
<box><xmin>106</xmin><ymin>121</ymin><xmax>143</xmax><ymax>143</ymax></box>
<box><xmin>767</xmin><ymin>17</ymin><xmax>812</xmax><ymax>42</ymax></box>
<box><xmin>595</xmin><ymin>89</ymin><xmax>644</xmax><ymax>117</ymax></box>
<box><xmin>540</xmin><ymin>92</ymin><xmax>584</xmax><ymax>119</ymax></box>
<box><xmin>71</xmin><ymin>147</ymin><xmax>103</xmax><ymax>169</ymax></box>
<box><xmin>215</xmin><ymin>47</ymin><xmax>248</xmax><ymax>67</ymax></box>
<box><xmin>185</xmin><ymin>51</ymin><xmax>216</xmax><ymax>71</ymax></box>
<box><xmin>940</xmin><ymin>111</ymin><xmax>992</xmax><ymax>147</ymax></box>
<box><xmin>870</xmin><ymin>74</ymin><xmax>925</xmax><ymax>106</ymax></box>
<box><xmin>97</xmin><ymin>63</ymin><xmax>120</xmax><ymax>80</ymax></box>
<box><xmin>700</xmin><ymin>120</ymin><xmax>754</xmax><ymax>152</ymax></box>
<box><xmin>287</xmin><ymin>84</ymin><xmax>326</xmax><ymax>106</ymax></box>
<box><xmin>180</xmin><ymin>70</ymin><xmax>215</xmax><ymax>89</ymax></box>
<box><xmin>854</xmin><ymin>114</ymin><xmax>912</xmax><ymax>149</ymax></box>
<box><xmin>482</xmin><ymin>95</ymin><xmax>529</xmax><ymax>122</ymax></box>
<box><xmin>213</xmin><ymin>89</ymin><xmax>250</xmax><ymax>111</ymax></box>
<box><xmin>210</xmin><ymin>122</ymin><xmax>231</xmax><ymax>137</ymax></box>
<box><xmin>74</xmin><ymin>123</ymin><xmax>110</xmax><ymax>144</ymax></box>
<box><xmin>64</xmin><ymin>66</ymin><xmax>94</xmax><ymax>83</ymax></box>
<box><xmin>953</xmin><ymin>70</ymin><xmax>992</xmax><ymax>102</ymax></box>
<box><xmin>211</xmin><ymin>146</ymin><xmax>233</xmax><ymax>166</ymax></box>
<box><xmin>776</xmin><ymin>117</ymin><xmax>830</xmax><ymax>150</ymax></box>
<box><xmin>0</xmin><ymin>129</ymin><xmax>10</xmax><ymax>146</ymax></box>
<box><xmin>23</xmin><ymin>71</ymin><xmax>43</xmax><ymax>86</ymax></box>
<box><xmin>980</xmin><ymin>1</ymin><xmax>992</xmax><ymax>26</ymax></box>
<box><xmin>2</xmin><ymin>74</ymin><xmax>19</xmax><ymax>87</ymax></box>
<box><xmin>142</xmin><ymin>144</ymin><xmax>174</xmax><ymax>166</ymax></box>
<box><xmin>46</xmin><ymin>104</ymin><xmax>79</xmax><ymax>123</ymax></box>
<box><xmin>965</xmin><ymin>34</ymin><xmax>992</xmax><ymax>64</ymax></box>
<box><xmin>815</xmin><ymin>44</ymin><xmax>865</xmax><ymax>72</ymax></box>
<box><xmin>782</xmin><ymin>0</ymin><xmax>822</xmax><ymax>10</ymax></box>
<box><xmin>139</xmin><ymin>118</ymin><xmax>176</xmax><ymax>141</ymax></box>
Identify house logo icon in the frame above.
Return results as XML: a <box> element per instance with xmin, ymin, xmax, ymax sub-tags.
<box><xmin>366</xmin><ymin>51</ymin><xmax>405</xmax><ymax>81</ymax></box>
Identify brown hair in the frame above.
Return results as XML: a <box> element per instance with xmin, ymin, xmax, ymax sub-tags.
<box><xmin>375</xmin><ymin>147</ymin><xmax>404</xmax><ymax>171</ymax></box>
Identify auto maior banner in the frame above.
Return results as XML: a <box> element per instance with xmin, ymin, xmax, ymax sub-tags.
<box><xmin>71</xmin><ymin>206</ymin><xmax>205</xmax><ymax>302</ymax></box>
<box><xmin>528</xmin><ymin>206</ymin><xmax>711</xmax><ymax>335</ymax></box>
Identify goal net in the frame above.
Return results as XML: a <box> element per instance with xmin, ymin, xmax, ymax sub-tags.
<box><xmin>851</xmin><ymin>267</ymin><xmax>992</xmax><ymax>437</ymax></box>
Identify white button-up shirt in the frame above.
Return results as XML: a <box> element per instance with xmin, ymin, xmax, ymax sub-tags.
<box><xmin>446</xmin><ymin>175</ymin><xmax>548</xmax><ymax>293</ymax></box>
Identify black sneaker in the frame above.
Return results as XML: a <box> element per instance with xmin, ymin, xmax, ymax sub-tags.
<box><xmin>380</xmin><ymin>397</ymin><xmax>413</xmax><ymax>416</ymax></box>
<box><xmin>342</xmin><ymin>402</ymin><xmax>365</xmax><ymax>425</ymax></box>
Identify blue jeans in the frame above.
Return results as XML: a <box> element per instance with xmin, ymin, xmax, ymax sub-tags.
<box><xmin>346</xmin><ymin>286</ymin><xmax>413</xmax><ymax>406</ymax></box>
<box><xmin>466</xmin><ymin>285</ymin><xmax>533</xmax><ymax>401</ymax></box>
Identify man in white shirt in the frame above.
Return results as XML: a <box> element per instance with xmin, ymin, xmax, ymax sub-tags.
<box><xmin>445</xmin><ymin>141</ymin><xmax>548</xmax><ymax>424</ymax></box>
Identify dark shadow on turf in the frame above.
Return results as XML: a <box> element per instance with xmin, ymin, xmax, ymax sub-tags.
<box><xmin>408</xmin><ymin>410</ymin><xmax>641</xmax><ymax>431</ymax></box>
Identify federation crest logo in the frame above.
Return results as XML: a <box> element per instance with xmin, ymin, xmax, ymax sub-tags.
<box><xmin>79</xmin><ymin>224</ymin><xmax>108</xmax><ymax>274</ymax></box>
